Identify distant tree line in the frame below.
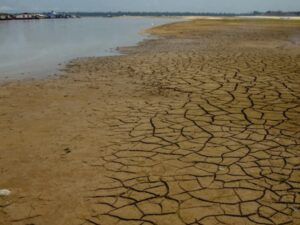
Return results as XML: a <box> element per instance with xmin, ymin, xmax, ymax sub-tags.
<box><xmin>253</xmin><ymin>11</ymin><xmax>300</xmax><ymax>16</ymax></box>
<box><xmin>70</xmin><ymin>11</ymin><xmax>300</xmax><ymax>18</ymax></box>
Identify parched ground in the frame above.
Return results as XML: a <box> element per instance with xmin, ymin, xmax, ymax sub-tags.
<box><xmin>0</xmin><ymin>19</ymin><xmax>300</xmax><ymax>225</ymax></box>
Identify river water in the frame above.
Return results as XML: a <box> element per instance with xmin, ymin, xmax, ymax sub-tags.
<box><xmin>0</xmin><ymin>17</ymin><xmax>178</xmax><ymax>80</ymax></box>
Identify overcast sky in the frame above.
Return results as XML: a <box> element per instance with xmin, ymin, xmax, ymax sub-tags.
<box><xmin>1</xmin><ymin>0</ymin><xmax>300</xmax><ymax>13</ymax></box>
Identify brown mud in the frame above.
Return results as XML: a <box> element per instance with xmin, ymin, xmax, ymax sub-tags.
<box><xmin>0</xmin><ymin>19</ymin><xmax>300</xmax><ymax>225</ymax></box>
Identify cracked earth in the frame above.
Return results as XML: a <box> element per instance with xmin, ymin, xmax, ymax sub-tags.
<box><xmin>0</xmin><ymin>19</ymin><xmax>300</xmax><ymax>225</ymax></box>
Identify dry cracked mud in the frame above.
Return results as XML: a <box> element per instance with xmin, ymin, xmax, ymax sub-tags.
<box><xmin>0</xmin><ymin>19</ymin><xmax>300</xmax><ymax>225</ymax></box>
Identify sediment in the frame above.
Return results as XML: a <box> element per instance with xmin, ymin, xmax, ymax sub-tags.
<box><xmin>0</xmin><ymin>18</ymin><xmax>300</xmax><ymax>225</ymax></box>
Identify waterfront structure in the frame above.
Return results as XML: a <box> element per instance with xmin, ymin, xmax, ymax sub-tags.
<box><xmin>15</xmin><ymin>13</ymin><xmax>35</xmax><ymax>20</ymax></box>
<box><xmin>0</xmin><ymin>13</ymin><xmax>14</xmax><ymax>20</ymax></box>
<box><xmin>46</xmin><ymin>11</ymin><xmax>57</xmax><ymax>19</ymax></box>
<box><xmin>0</xmin><ymin>11</ymin><xmax>76</xmax><ymax>21</ymax></box>
<box><xmin>35</xmin><ymin>14</ymin><xmax>48</xmax><ymax>19</ymax></box>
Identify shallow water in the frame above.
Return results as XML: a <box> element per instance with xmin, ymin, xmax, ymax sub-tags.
<box><xmin>0</xmin><ymin>17</ymin><xmax>178</xmax><ymax>80</ymax></box>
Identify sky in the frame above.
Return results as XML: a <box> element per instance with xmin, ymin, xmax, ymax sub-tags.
<box><xmin>0</xmin><ymin>0</ymin><xmax>300</xmax><ymax>13</ymax></box>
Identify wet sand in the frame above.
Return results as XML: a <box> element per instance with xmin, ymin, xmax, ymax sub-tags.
<box><xmin>0</xmin><ymin>18</ymin><xmax>300</xmax><ymax>225</ymax></box>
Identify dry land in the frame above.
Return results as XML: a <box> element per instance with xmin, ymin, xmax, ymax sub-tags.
<box><xmin>0</xmin><ymin>18</ymin><xmax>300</xmax><ymax>225</ymax></box>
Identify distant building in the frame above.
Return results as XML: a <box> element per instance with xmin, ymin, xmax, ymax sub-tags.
<box><xmin>47</xmin><ymin>11</ymin><xmax>57</xmax><ymax>19</ymax></box>
<box><xmin>0</xmin><ymin>11</ymin><xmax>76</xmax><ymax>21</ymax></box>
<box><xmin>0</xmin><ymin>13</ymin><xmax>14</xmax><ymax>20</ymax></box>
<box><xmin>35</xmin><ymin>14</ymin><xmax>47</xmax><ymax>19</ymax></box>
<box><xmin>15</xmin><ymin>13</ymin><xmax>35</xmax><ymax>20</ymax></box>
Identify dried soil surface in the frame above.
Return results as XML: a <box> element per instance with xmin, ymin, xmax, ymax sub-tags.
<box><xmin>0</xmin><ymin>19</ymin><xmax>300</xmax><ymax>225</ymax></box>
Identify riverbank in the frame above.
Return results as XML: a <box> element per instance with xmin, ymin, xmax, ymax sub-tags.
<box><xmin>0</xmin><ymin>18</ymin><xmax>300</xmax><ymax>225</ymax></box>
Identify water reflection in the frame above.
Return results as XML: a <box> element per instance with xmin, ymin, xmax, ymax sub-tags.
<box><xmin>0</xmin><ymin>17</ymin><xmax>178</xmax><ymax>80</ymax></box>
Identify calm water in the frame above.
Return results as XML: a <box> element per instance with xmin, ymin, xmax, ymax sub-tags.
<box><xmin>0</xmin><ymin>17</ymin><xmax>178</xmax><ymax>80</ymax></box>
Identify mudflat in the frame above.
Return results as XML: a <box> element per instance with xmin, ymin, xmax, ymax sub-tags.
<box><xmin>0</xmin><ymin>18</ymin><xmax>300</xmax><ymax>225</ymax></box>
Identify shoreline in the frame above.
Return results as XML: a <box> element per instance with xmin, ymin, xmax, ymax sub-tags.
<box><xmin>1</xmin><ymin>16</ymin><xmax>299</xmax><ymax>83</ymax></box>
<box><xmin>92</xmin><ymin>15</ymin><xmax>300</xmax><ymax>20</ymax></box>
<box><xmin>0</xmin><ymin>18</ymin><xmax>300</xmax><ymax>225</ymax></box>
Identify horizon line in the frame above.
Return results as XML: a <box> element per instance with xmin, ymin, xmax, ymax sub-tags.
<box><xmin>2</xmin><ymin>10</ymin><xmax>300</xmax><ymax>15</ymax></box>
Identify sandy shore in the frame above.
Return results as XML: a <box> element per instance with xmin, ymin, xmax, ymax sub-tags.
<box><xmin>0</xmin><ymin>18</ymin><xmax>300</xmax><ymax>225</ymax></box>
